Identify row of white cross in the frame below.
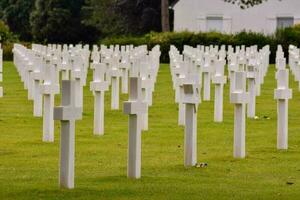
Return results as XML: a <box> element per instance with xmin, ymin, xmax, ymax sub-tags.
<box><xmin>8</xmin><ymin>42</ymin><xmax>298</xmax><ymax>187</ymax></box>
<box><xmin>91</xmin><ymin>44</ymin><xmax>161</xmax><ymax>179</ymax></box>
<box><xmin>169</xmin><ymin>44</ymin><xmax>277</xmax><ymax>166</ymax></box>
<box><xmin>0</xmin><ymin>44</ymin><xmax>3</xmax><ymax>97</ymax></box>
<box><xmin>13</xmin><ymin>44</ymin><xmax>90</xmax><ymax>142</ymax></box>
<box><xmin>90</xmin><ymin>44</ymin><xmax>160</xmax><ymax>135</ymax></box>
<box><xmin>12</xmin><ymin>43</ymin><xmax>161</xmax><ymax>188</ymax></box>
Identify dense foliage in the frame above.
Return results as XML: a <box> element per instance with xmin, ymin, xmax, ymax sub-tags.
<box><xmin>30</xmin><ymin>0</ymin><xmax>98</xmax><ymax>43</ymax></box>
<box><xmin>0</xmin><ymin>20</ymin><xmax>16</xmax><ymax>43</ymax></box>
<box><xmin>0</xmin><ymin>0</ymin><xmax>34</xmax><ymax>41</ymax></box>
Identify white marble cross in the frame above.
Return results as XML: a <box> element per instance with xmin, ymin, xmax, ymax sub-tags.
<box><xmin>255</xmin><ymin>60</ymin><xmax>262</xmax><ymax>96</ymax></box>
<box><xmin>54</xmin><ymin>80</ymin><xmax>82</xmax><ymax>189</ymax></box>
<box><xmin>52</xmin><ymin>49</ymin><xmax>61</xmax><ymax>85</ymax></box>
<box><xmin>195</xmin><ymin>57</ymin><xmax>203</xmax><ymax>98</ymax></box>
<box><xmin>140</xmin><ymin>61</ymin><xmax>153</xmax><ymax>131</ymax></box>
<box><xmin>274</xmin><ymin>69</ymin><xmax>292</xmax><ymax>150</ymax></box>
<box><xmin>228</xmin><ymin>54</ymin><xmax>238</xmax><ymax>94</ymax></box>
<box><xmin>203</xmin><ymin>53</ymin><xmax>212</xmax><ymax>101</ymax></box>
<box><xmin>120</xmin><ymin>55</ymin><xmax>130</xmax><ymax>94</ymax></box>
<box><xmin>91</xmin><ymin>45</ymin><xmax>100</xmax><ymax>64</ymax></box>
<box><xmin>246</xmin><ymin>61</ymin><xmax>256</xmax><ymax>118</ymax></box>
<box><xmin>70</xmin><ymin>54</ymin><xmax>83</xmax><ymax>108</ymax></box>
<box><xmin>81</xmin><ymin>48</ymin><xmax>90</xmax><ymax>86</ymax></box>
<box><xmin>276</xmin><ymin>54</ymin><xmax>285</xmax><ymax>68</ymax></box>
<box><xmin>129</xmin><ymin>56</ymin><xmax>140</xmax><ymax>78</ymax></box>
<box><xmin>172</xmin><ymin>61</ymin><xmax>183</xmax><ymax>88</ymax></box>
<box><xmin>103</xmin><ymin>56</ymin><xmax>112</xmax><ymax>85</ymax></box>
<box><xmin>123</xmin><ymin>77</ymin><xmax>147</xmax><ymax>179</ymax></box>
<box><xmin>170</xmin><ymin>53</ymin><xmax>189</xmax><ymax>127</ymax></box>
<box><xmin>25</xmin><ymin>51</ymin><xmax>35</xmax><ymax>100</ymax></box>
<box><xmin>110</xmin><ymin>58</ymin><xmax>121</xmax><ymax>110</ymax></box>
<box><xmin>275</xmin><ymin>57</ymin><xmax>286</xmax><ymax>77</ymax></box>
<box><xmin>61</xmin><ymin>50</ymin><xmax>71</xmax><ymax>80</ymax></box>
<box><xmin>40</xmin><ymin>55</ymin><xmax>59</xmax><ymax>142</ymax></box>
<box><xmin>20</xmin><ymin>50</ymin><xmax>28</xmax><ymax>88</ymax></box>
<box><xmin>182</xmin><ymin>75</ymin><xmax>200</xmax><ymax>167</ymax></box>
<box><xmin>230</xmin><ymin>71</ymin><xmax>248</xmax><ymax>158</ymax></box>
<box><xmin>212</xmin><ymin>59</ymin><xmax>227</xmax><ymax>122</ymax></box>
<box><xmin>176</xmin><ymin>73</ymin><xmax>187</xmax><ymax>126</ymax></box>
<box><xmin>32</xmin><ymin>54</ymin><xmax>43</xmax><ymax>117</ymax></box>
<box><xmin>90</xmin><ymin>63</ymin><xmax>109</xmax><ymax>135</ymax></box>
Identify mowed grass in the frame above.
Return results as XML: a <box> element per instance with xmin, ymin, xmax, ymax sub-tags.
<box><xmin>0</xmin><ymin>61</ymin><xmax>300</xmax><ymax>199</ymax></box>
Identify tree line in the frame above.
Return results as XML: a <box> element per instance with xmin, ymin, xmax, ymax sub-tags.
<box><xmin>0</xmin><ymin>0</ymin><xmax>272</xmax><ymax>44</ymax></box>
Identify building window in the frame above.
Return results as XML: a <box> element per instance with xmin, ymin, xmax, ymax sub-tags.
<box><xmin>277</xmin><ymin>17</ymin><xmax>294</xmax><ymax>29</ymax></box>
<box><xmin>206</xmin><ymin>16</ymin><xmax>223</xmax><ymax>32</ymax></box>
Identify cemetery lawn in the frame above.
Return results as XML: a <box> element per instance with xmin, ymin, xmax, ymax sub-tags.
<box><xmin>1</xmin><ymin>61</ymin><xmax>300</xmax><ymax>200</ymax></box>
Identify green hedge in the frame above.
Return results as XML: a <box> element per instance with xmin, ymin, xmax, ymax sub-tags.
<box><xmin>101</xmin><ymin>27</ymin><xmax>300</xmax><ymax>63</ymax></box>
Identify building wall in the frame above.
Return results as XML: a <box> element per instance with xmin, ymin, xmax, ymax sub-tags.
<box><xmin>173</xmin><ymin>0</ymin><xmax>300</xmax><ymax>34</ymax></box>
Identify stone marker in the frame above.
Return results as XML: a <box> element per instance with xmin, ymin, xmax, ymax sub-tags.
<box><xmin>212</xmin><ymin>59</ymin><xmax>227</xmax><ymax>122</ymax></box>
<box><xmin>54</xmin><ymin>80</ymin><xmax>82</xmax><ymax>189</ymax></box>
<box><xmin>40</xmin><ymin>55</ymin><xmax>59</xmax><ymax>142</ymax></box>
<box><xmin>274</xmin><ymin>69</ymin><xmax>292</xmax><ymax>150</ymax></box>
<box><xmin>123</xmin><ymin>77</ymin><xmax>147</xmax><ymax>179</ymax></box>
<box><xmin>90</xmin><ymin>63</ymin><xmax>109</xmax><ymax>135</ymax></box>
<box><xmin>182</xmin><ymin>76</ymin><xmax>200</xmax><ymax>167</ymax></box>
<box><xmin>230</xmin><ymin>71</ymin><xmax>248</xmax><ymax>158</ymax></box>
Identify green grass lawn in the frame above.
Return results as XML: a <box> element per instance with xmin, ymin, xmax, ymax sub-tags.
<box><xmin>1</xmin><ymin>61</ymin><xmax>300</xmax><ymax>199</ymax></box>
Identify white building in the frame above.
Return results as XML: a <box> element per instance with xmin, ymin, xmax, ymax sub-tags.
<box><xmin>171</xmin><ymin>0</ymin><xmax>300</xmax><ymax>34</ymax></box>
